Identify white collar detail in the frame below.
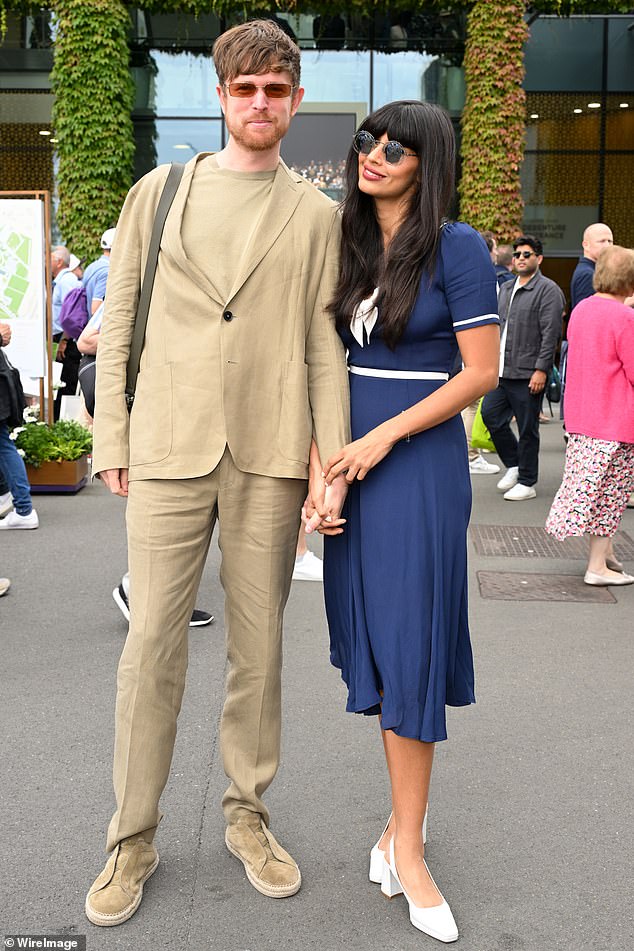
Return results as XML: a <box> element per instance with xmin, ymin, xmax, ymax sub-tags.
<box><xmin>350</xmin><ymin>287</ymin><xmax>379</xmax><ymax>348</ymax></box>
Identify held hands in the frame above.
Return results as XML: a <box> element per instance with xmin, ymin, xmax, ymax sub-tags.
<box><xmin>528</xmin><ymin>369</ymin><xmax>547</xmax><ymax>394</ymax></box>
<box><xmin>100</xmin><ymin>468</ymin><xmax>129</xmax><ymax>497</ymax></box>
<box><xmin>303</xmin><ymin>474</ymin><xmax>348</xmax><ymax>536</ymax></box>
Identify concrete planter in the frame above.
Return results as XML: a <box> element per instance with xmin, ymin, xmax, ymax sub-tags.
<box><xmin>26</xmin><ymin>455</ymin><xmax>90</xmax><ymax>494</ymax></box>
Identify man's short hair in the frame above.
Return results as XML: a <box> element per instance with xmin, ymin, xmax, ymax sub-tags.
<box><xmin>479</xmin><ymin>230</ymin><xmax>496</xmax><ymax>253</ymax></box>
<box><xmin>593</xmin><ymin>245</ymin><xmax>634</xmax><ymax>298</ymax></box>
<box><xmin>52</xmin><ymin>246</ymin><xmax>70</xmax><ymax>266</ymax></box>
<box><xmin>213</xmin><ymin>19</ymin><xmax>300</xmax><ymax>88</ymax></box>
<box><xmin>497</xmin><ymin>244</ymin><xmax>514</xmax><ymax>267</ymax></box>
<box><xmin>513</xmin><ymin>234</ymin><xmax>543</xmax><ymax>257</ymax></box>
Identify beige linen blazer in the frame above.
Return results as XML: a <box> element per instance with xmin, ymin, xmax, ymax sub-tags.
<box><xmin>92</xmin><ymin>154</ymin><xmax>350</xmax><ymax>481</ymax></box>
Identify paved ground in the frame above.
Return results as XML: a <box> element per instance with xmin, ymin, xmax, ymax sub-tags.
<box><xmin>2</xmin><ymin>419</ymin><xmax>633</xmax><ymax>951</ymax></box>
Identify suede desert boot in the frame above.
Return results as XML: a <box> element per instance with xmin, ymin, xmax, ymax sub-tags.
<box><xmin>225</xmin><ymin>813</ymin><xmax>301</xmax><ymax>898</ymax></box>
<box><xmin>85</xmin><ymin>834</ymin><xmax>159</xmax><ymax>926</ymax></box>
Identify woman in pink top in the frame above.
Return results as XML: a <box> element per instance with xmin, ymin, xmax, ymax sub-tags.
<box><xmin>546</xmin><ymin>245</ymin><xmax>634</xmax><ymax>585</ymax></box>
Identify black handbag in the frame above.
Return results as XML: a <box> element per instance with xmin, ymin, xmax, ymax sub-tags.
<box><xmin>0</xmin><ymin>348</ymin><xmax>26</xmax><ymax>429</ymax></box>
<box><xmin>78</xmin><ymin>354</ymin><xmax>97</xmax><ymax>416</ymax></box>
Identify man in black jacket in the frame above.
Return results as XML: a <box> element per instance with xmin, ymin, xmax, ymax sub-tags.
<box><xmin>570</xmin><ymin>222</ymin><xmax>613</xmax><ymax>309</ymax></box>
<box><xmin>482</xmin><ymin>235</ymin><xmax>565</xmax><ymax>501</ymax></box>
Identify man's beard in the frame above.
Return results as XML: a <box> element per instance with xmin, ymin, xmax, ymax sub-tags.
<box><xmin>226</xmin><ymin>114</ymin><xmax>289</xmax><ymax>152</ymax></box>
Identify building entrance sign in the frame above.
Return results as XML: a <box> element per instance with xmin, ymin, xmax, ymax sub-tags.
<box><xmin>523</xmin><ymin>204</ymin><xmax>599</xmax><ymax>255</ymax></box>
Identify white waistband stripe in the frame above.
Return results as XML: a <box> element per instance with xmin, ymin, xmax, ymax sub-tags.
<box><xmin>348</xmin><ymin>366</ymin><xmax>449</xmax><ymax>381</ymax></box>
<box><xmin>453</xmin><ymin>313</ymin><xmax>500</xmax><ymax>328</ymax></box>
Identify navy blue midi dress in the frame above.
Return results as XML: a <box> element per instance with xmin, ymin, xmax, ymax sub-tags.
<box><xmin>323</xmin><ymin>222</ymin><xmax>499</xmax><ymax>742</ymax></box>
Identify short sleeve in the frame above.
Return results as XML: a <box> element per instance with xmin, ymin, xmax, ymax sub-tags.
<box><xmin>92</xmin><ymin>270</ymin><xmax>108</xmax><ymax>301</ymax></box>
<box><xmin>440</xmin><ymin>222</ymin><xmax>499</xmax><ymax>331</ymax></box>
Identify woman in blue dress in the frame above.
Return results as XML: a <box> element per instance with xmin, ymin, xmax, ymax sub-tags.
<box><xmin>306</xmin><ymin>101</ymin><xmax>499</xmax><ymax>942</ymax></box>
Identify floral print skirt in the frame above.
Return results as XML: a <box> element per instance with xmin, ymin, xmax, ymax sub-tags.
<box><xmin>546</xmin><ymin>434</ymin><xmax>634</xmax><ymax>540</ymax></box>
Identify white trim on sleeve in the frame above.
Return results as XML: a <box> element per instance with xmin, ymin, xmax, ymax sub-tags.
<box><xmin>452</xmin><ymin>313</ymin><xmax>500</xmax><ymax>329</ymax></box>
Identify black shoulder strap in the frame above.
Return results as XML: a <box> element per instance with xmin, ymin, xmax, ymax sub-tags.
<box><xmin>125</xmin><ymin>162</ymin><xmax>185</xmax><ymax>408</ymax></box>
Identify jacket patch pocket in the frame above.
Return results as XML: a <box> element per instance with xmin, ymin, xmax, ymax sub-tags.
<box><xmin>129</xmin><ymin>363</ymin><xmax>173</xmax><ymax>466</ymax></box>
<box><xmin>278</xmin><ymin>361</ymin><xmax>312</xmax><ymax>464</ymax></box>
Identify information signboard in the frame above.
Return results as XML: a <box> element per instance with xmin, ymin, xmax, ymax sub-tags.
<box><xmin>0</xmin><ymin>197</ymin><xmax>48</xmax><ymax>377</ymax></box>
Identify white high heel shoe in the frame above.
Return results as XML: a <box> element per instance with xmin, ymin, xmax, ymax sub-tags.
<box><xmin>369</xmin><ymin>809</ymin><xmax>428</xmax><ymax>884</ymax></box>
<box><xmin>381</xmin><ymin>838</ymin><xmax>458</xmax><ymax>943</ymax></box>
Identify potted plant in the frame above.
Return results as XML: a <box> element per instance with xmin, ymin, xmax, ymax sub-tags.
<box><xmin>11</xmin><ymin>411</ymin><xmax>92</xmax><ymax>493</ymax></box>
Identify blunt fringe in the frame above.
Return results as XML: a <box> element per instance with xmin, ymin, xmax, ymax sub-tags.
<box><xmin>331</xmin><ymin>100</ymin><xmax>456</xmax><ymax>349</ymax></box>
<box><xmin>213</xmin><ymin>19</ymin><xmax>300</xmax><ymax>88</ymax></box>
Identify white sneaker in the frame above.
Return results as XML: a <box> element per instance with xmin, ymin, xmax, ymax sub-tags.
<box><xmin>496</xmin><ymin>466</ymin><xmax>519</xmax><ymax>491</ymax></box>
<box><xmin>469</xmin><ymin>455</ymin><xmax>500</xmax><ymax>475</ymax></box>
<box><xmin>503</xmin><ymin>483</ymin><xmax>537</xmax><ymax>501</ymax></box>
<box><xmin>292</xmin><ymin>550</ymin><xmax>323</xmax><ymax>582</ymax></box>
<box><xmin>0</xmin><ymin>491</ymin><xmax>13</xmax><ymax>518</ymax></box>
<box><xmin>0</xmin><ymin>508</ymin><xmax>39</xmax><ymax>529</ymax></box>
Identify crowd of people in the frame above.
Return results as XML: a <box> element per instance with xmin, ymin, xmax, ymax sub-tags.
<box><xmin>461</xmin><ymin>222</ymin><xmax>634</xmax><ymax>586</ymax></box>
<box><xmin>1</xmin><ymin>17</ymin><xmax>633</xmax><ymax>947</ymax></box>
<box><xmin>291</xmin><ymin>158</ymin><xmax>346</xmax><ymax>196</ymax></box>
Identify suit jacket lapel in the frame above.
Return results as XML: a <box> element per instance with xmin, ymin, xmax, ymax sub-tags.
<box><xmin>226</xmin><ymin>161</ymin><xmax>303</xmax><ymax>304</ymax></box>
<box><xmin>162</xmin><ymin>152</ymin><xmax>225</xmax><ymax>306</ymax></box>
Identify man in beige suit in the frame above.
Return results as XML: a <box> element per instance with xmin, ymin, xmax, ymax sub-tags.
<box><xmin>85</xmin><ymin>20</ymin><xmax>350</xmax><ymax>927</ymax></box>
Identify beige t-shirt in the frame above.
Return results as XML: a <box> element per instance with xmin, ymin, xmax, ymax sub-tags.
<box><xmin>181</xmin><ymin>154</ymin><xmax>276</xmax><ymax>301</ymax></box>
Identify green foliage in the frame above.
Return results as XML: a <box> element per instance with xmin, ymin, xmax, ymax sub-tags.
<box><xmin>13</xmin><ymin>419</ymin><xmax>92</xmax><ymax>467</ymax></box>
<box><xmin>50</xmin><ymin>0</ymin><xmax>135</xmax><ymax>261</ymax></box>
<box><xmin>459</xmin><ymin>0</ymin><xmax>527</xmax><ymax>242</ymax></box>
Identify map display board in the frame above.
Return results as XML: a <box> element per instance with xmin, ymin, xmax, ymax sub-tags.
<box><xmin>0</xmin><ymin>198</ymin><xmax>47</xmax><ymax>377</ymax></box>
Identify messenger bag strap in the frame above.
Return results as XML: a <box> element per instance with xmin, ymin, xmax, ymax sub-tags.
<box><xmin>125</xmin><ymin>161</ymin><xmax>185</xmax><ymax>409</ymax></box>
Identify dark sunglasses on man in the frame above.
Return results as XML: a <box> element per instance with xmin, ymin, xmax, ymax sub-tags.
<box><xmin>512</xmin><ymin>250</ymin><xmax>537</xmax><ymax>259</ymax></box>
<box><xmin>224</xmin><ymin>81</ymin><xmax>294</xmax><ymax>99</ymax></box>
<box><xmin>352</xmin><ymin>130</ymin><xmax>417</xmax><ymax>165</ymax></box>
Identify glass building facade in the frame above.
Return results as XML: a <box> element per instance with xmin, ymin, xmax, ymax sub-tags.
<box><xmin>1</xmin><ymin>8</ymin><xmax>633</xmax><ymax>276</ymax></box>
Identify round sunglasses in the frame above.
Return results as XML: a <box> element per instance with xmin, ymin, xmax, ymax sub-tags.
<box><xmin>353</xmin><ymin>130</ymin><xmax>418</xmax><ymax>165</ymax></box>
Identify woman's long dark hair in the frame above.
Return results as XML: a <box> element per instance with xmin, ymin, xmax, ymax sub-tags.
<box><xmin>331</xmin><ymin>100</ymin><xmax>456</xmax><ymax>349</ymax></box>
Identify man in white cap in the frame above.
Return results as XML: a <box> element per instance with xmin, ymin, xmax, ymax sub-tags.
<box><xmin>69</xmin><ymin>253</ymin><xmax>84</xmax><ymax>280</ymax></box>
<box><xmin>83</xmin><ymin>227</ymin><xmax>116</xmax><ymax>316</ymax></box>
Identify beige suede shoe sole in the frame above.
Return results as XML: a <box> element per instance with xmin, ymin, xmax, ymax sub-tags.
<box><xmin>85</xmin><ymin>852</ymin><xmax>159</xmax><ymax>927</ymax></box>
<box><xmin>225</xmin><ymin>829</ymin><xmax>301</xmax><ymax>898</ymax></box>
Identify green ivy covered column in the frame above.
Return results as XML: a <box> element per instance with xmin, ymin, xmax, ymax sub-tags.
<box><xmin>459</xmin><ymin>1</ymin><xmax>528</xmax><ymax>241</ymax></box>
<box><xmin>51</xmin><ymin>0</ymin><xmax>134</xmax><ymax>260</ymax></box>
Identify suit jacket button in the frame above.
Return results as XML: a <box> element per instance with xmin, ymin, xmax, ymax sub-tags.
<box><xmin>223</xmin><ymin>310</ymin><xmax>233</xmax><ymax>322</ymax></box>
